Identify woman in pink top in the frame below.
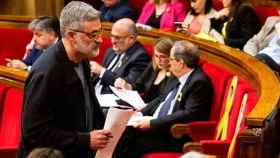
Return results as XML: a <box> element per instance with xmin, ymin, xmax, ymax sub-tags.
<box><xmin>137</xmin><ymin>0</ymin><xmax>186</xmax><ymax>31</ymax></box>
<box><xmin>182</xmin><ymin>0</ymin><xmax>217</xmax><ymax>34</ymax></box>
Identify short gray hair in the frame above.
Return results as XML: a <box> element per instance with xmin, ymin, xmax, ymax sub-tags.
<box><xmin>59</xmin><ymin>1</ymin><xmax>100</xmax><ymax>37</ymax></box>
<box><xmin>171</xmin><ymin>40</ymin><xmax>199</xmax><ymax>68</ymax></box>
<box><xmin>28</xmin><ymin>16</ymin><xmax>60</xmax><ymax>35</ymax></box>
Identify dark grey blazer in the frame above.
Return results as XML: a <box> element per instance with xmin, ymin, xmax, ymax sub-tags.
<box><xmin>141</xmin><ymin>68</ymin><xmax>214</xmax><ymax>135</ymax></box>
<box><xmin>92</xmin><ymin>41</ymin><xmax>150</xmax><ymax>94</ymax></box>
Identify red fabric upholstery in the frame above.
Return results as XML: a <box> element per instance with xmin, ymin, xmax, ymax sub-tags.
<box><xmin>0</xmin><ymin>84</ymin><xmax>9</xmax><ymax>121</ymax></box>
<box><xmin>0</xmin><ymin>28</ymin><xmax>33</xmax><ymax>65</ymax></box>
<box><xmin>212</xmin><ymin>0</ymin><xmax>224</xmax><ymax>11</ymax></box>
<box><xmin>0</xmin><ymin>88</ymin><xmax>24</xmax><ymax>158</ymax></box>
<box><xmin>142</xmin><ymin>152</ymin><xmax>182</xmax><ymax>158</ymax></box>
<box><xmin>202</xmin><ymin>63</ymin><xmax>233</xmax><ymax>121</ymax></box>
<box><xmin>129</xmin><ymin>0</ymin><xmax>148</xmax><ymax>17</ymax></box>
<box><xmin>199</xmin><ymin>78</ymin><xmax>258</xmax><ymax>158</ymax></box>
<box><xmin>254</xmin><ymin>6</ymin><xmax>279</xmax><ymax>25</ymax></box>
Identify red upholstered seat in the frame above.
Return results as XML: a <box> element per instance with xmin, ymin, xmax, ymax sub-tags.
<box><xmin>142</xmin><ymin>152</ymin><xmax>182</xmax><ymax>158</ymax></box>
<box><xmin>0</xmin><ymin>88</ymin><xmax>24</xmax><ymax>158</ymax></box>
<box><xmin>196</xmin><ymin>78</ymin><xmax>257</xmax><ymax>158</ymax></box>
<box><xmin>0</xmin><ymin>84</ymin><xmax>9</xmax><ymax>120</ymax></box>
<box><xmin>0</xmin><ymin>28</ymin><xmax>33</xmax><ymax>65</ymax></box>
<box><xmin>212</xmin><ymin>0</ymin><xmax>224</xmax><ymax>11</ymax></box>
<box><xmin>254</xmin><ymin>6</ymin><xmax>279</xmax><ymax>25</ymax></box>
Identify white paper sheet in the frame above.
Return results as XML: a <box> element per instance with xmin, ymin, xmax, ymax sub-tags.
<box><xmin>95</xmin><ymin>107</ymin><xmax>135</xmax><ymax>158</ymax></box>
<box><xmin>96</xmin><ymin>94</ymin><xmax>120</xmax><ymax>107</ymax></box>
<box><xmin>110</xmin><ymin>86</ymin><xmax>146</xmax><ymax>110</ymax></box>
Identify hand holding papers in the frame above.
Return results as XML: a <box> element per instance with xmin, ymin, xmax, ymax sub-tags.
<box><xmin>95</xmin><ymin>107</ymin><xmax>134</xmax><ymax>158</ymax></box>
<box><xmin>110</xmin><ymin>86</ymin><xmax>146</xmax><ymax>110</ymax></box>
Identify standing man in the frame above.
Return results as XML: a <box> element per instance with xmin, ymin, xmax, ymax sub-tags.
<box><xmin>91</xmin><ymin>18</ymin><xmax>150</xmax><ymax>101</ymax></box>
<box><xmin>18</xmin><ymin>2</ymin><xmax>111</xmax><ymax>158</ymax></box>
<box><xmin>113</xmin><ymin>40</ymin><xmax>214</xmax><ymax>158</ymax></box>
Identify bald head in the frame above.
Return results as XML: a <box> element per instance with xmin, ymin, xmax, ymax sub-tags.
<box><xmin>111</xmin><ymin>18</ymin><xmax>137</xmax><ymax>53</ymax></box>
<box><xmin>112</xmin><ymin>18</ymin><xmax>137</xmax><ymax>36</ymax></box>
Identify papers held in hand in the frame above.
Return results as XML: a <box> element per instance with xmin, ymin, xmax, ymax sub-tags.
<box><xmin>110</xmin><ymin>86</ymin><xmax>146</xmax><ymax>110</ymax></box>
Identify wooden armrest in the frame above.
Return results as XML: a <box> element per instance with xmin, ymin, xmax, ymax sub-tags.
<box><xmin>183</xmin><ymin>142</ymin><xmax>202</xmax><ymax>153</ymax></box>
<box><xmin>171</xmin><ymin>123</ymin><xmax>188</xmax><ymax>139</ymax></box>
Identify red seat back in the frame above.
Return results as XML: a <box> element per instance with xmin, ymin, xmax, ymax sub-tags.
<box><xmin>202</xmin><ymin>63</ymin><xmax>233</xmax><ymax>121</ymax></box>
<box><xmin>0</xmin><ymin>84</ymin><xmax>9</xmax><ymax>124</ymax></box>
<box><xmin>0</xmin><ymin>88</ymin><xmax>23</xmax><ymax>148</ymax></box>
<box><xmin>212</xmin><ymin>0</ymin><xmax>224</xmax><ymax>11</ymax></box>
<box><xmin>254</xmin><ymin>6</ymin><xmax>279</xmax><ymax>25</ymax></box>
<box><xmin>0</xmin><ymin>28</ymin><xmax>33</xmax><ymax>65</ymax></box>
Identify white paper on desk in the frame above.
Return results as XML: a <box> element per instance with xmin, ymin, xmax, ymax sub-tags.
<box><xmin>97</xmin><ymin>94</ymin><xmax>119</xmax><ymax>107</ymax></box>
<box><xmin>110</xmin><ymin>86</ymin><xmax>146</xmax><ymax>110</ymax></box>
<box><xmin>95</xmin><ymin>107</ymin><xmax>134</xmax><ymax>158</ymax></box>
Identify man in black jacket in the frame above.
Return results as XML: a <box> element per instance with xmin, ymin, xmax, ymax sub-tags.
<box><xmin>113</xmin><ymin>40</ymin><xmax>214</xmax><ymax>158</ymax></box>
<box><xmin>18</xmin><ymin>2</ymin><xmax>112</xmax><ymax>158</ymax></box>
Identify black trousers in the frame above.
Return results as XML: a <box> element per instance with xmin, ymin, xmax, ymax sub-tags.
<box><xmin>112</xmin><ymin>126</ymin><xmax>190</xmax><ymax>158</ymax></box>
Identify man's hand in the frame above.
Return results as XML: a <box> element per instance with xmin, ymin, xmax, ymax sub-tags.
<box><xmin>90</xmin><ymin>61</ymin><xmax>104</xmax><ymax>75</ymax></box>
<box><xmin>89</xmin><ymin>130</ymin><xmax>112</xmax><ymax>150</ymax></box>
<box><xmin>114</xmin><ymin>77</ymin><xmax>132</xmax><ymax>90</ymax></box>
<box><xmin>132</xmin><ymin>117</ymin><xmax>152</xmax><ymax>131</ymax></box>
<box><xmin>6</xmin><ymin>59</ymin><xmax>27</xmax><ymax>70</ymax></box>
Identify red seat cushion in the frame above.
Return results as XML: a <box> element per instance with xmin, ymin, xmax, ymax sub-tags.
<box><xmin>0</xmin><ymin>28</ymin><xmax>33</xmax><ymax>65</ymax></box>
<box><xmin>212</xmin><ymin>0</ymin><xmax>224</xmax><ymax>11</ymax></box>
<box><xmin>202</xmin><ymin>63</ymin><xmax>233</xmax><ymax>121</ymax></box>
<box><xmin>254</xmin><ymin>6</ymin><xmax>279</xmax><ymax>25</ymax></box>
<box><xmin>0</xmin><ymin>88</ymin><xmax>23</xmax><ymax>148</ymax></box>
<box><xmin>142</xmin><ymin>152</ymin><xmax>182</xmax><ymax>158</ymax></box>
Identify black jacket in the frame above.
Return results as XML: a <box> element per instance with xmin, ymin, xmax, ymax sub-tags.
<box><xmin>211</xmin><ymin>3</ymin><xmax>261</xmax><ymax>49</ymax></box>
<box><xmin>18</xmin><ymin>40</ymin><xmax>105</xmax><ymax>158</ymax></box>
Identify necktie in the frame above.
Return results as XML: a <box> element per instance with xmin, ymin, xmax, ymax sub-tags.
<box><xmin>158</xmin><ymin>83</ymin><xmax>180</xmax><ymax>118</ymax></box>
<box><xmin>108</xmin><ymin>54</ymin><xmax>121</xmax><ymax>72</ymax></box>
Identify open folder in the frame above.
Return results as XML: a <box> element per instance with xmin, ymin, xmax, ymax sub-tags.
<box><xmin>95</xmin><ymin>107</ymin><xmax>134</xmax><ymax>158</ymax></box>
<box><xmin>110</xmin><ymin>86</ymin><xmax>146</xmax><ymax>110</ymax></box>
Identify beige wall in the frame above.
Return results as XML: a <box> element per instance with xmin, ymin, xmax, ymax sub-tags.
<box><xmin>0</xmin><ymin>0</ymin><xmax>64</xmax><ymax>18</ymax></box>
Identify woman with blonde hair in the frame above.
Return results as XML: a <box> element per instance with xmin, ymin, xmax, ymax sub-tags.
<box><xmin>115</xmin><ymin>37</ymin><xmax>176</xmax><ymax>102</ymax></box>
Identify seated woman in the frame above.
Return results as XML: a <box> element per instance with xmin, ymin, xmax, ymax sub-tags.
<box><xmin>181</xmin><ymin>0</ymin><xmax>217</xmax><ymax>35</ymax></box>
<box><xmin>115</xmin><ymin>37</ymin><xmax>176</xmax><ymax>103</ymax></box>
<box><xmin>137</xmin><ymin>0</ymin><xmax>186</xmax><ymax>31</ymax></box>
<box><xmin>210</xmin><ymin>0</ymin><xmax>261</xmax><ymax>49</ymax></box>
<box><xmin>6</xmin><ymin>16</ymin><xmax>59</xmax><ymax>71</ymax></box>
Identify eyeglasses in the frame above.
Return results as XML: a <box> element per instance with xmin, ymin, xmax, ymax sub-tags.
<box><xmin>69</xmin><ymin>28</ymin><xmax>102</xmax><ymax>39</ymax></box>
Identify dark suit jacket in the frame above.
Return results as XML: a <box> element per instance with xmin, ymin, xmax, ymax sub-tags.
<box><xmin>211</xmin><ymin>3</ymin><xmax>261</xmax><ymax>49</ymax></box>
<box><xmin>141</xmin><ymin>68</ymin><xmax>214</xmax><ymax>135</ymax></box>
<box><xmin>18</xmin><ymin>40</ymin><xmax>105</xmax><ymax>158</ymax></box>
<box><xmin>132</xmin><ymin>62</ymin><xmax>176</xmax><ymax>102</ymax></box>
<box><xmin>93</xmin><ymin>41</ymin><xmax>150</xmax><ymax>94</ymax></box>
<box><xmin>100</xmin><ymin>1</ymin><xmax>136</xmax><ymax>22</ymax></box>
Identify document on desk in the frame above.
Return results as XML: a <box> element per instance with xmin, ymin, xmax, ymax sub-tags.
<box><xmin>110</xmin><ymin>86</ymin><xmax>146</xmax><ymax>110</ymax></box>
<box><xmin>95</xmin><ymin>107</ymin><xmax>134</xmax><ymax>158</ymax></box>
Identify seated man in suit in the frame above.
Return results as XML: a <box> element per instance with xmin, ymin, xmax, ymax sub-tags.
<box><xmin>91</xmin><ymin>18</ymin><xmax>150</xmax><ymax>105</ymax></box>
<box><xmin>112</xmin><ymin>40</ymin><xmax>214</xmax><ymax>158</ymax></box>
<box><xmin>6</xmin><ymin>16</ymin><xmax>59</xmax><ymax>71</ymax></box>
<box><xmin>100</xmin><ymin>0</ymin><xmax>136</xmax><ymax>22</ymax></box>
